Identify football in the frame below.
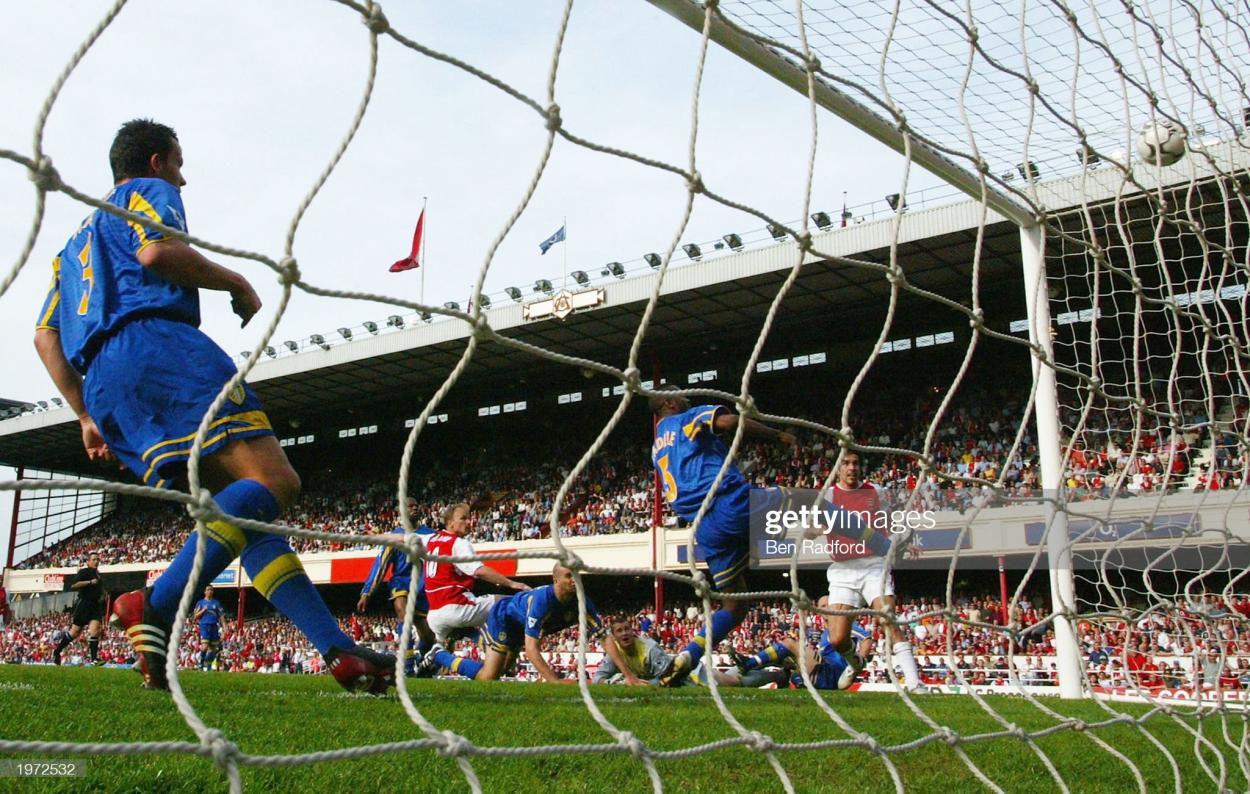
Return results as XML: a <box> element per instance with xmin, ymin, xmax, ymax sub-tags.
<box><xmin>1137</xmin><ymin>120</ymin><xmax>1187</xmax><ymax>166</ymax></box>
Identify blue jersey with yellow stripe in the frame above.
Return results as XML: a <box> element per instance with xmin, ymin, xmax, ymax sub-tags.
<box><xmin>360</xmin><ymin>525</ymin><xmax>434</xmax><ymax>599</ymax></box>
<box><xmin>492</xmin><ymin>585</ymin><xmax>600</xmax><ymax>645</ymax></box>
<box><xmin>651</xmin><ymin>405</ymin><xmax>751</xmax><ymax>521</ymax></box>
<box><xmin>36</xmin><ymin>177</ymin><xmax>197</xmax><ymax>373</ymax></box>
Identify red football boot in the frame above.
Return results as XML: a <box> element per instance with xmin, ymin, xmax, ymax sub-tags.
<box><xmin>326</xmin><ymin>645</ymin><xmax>396</xmax><ymax>694</ymax></box>
<box><xmin>109</xmin><ymin>588</ymin><xmax>170</xmax><ymax>690</ymax></box>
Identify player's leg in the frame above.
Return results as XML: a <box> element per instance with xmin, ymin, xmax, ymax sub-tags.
<box><xmin>734</xmin><ymin>633</ymin><xmax>798</xmax><ymax>674</ymax></box>
<box><xmin>827</xmin><ymin>568</ymin><xmax>869</xmax><ymax>688</ymax></box>
<box><xmin>391</xmin><ymin>594</ymin><xmax>420</xmax><ymax>676</ymax></box>
<box><xmin>53</xmin><ymin>622</ymin><xmax>80</xmax><ymax>665</ymax></box>
<box><xmin>661</xmin><ymin>499</ymin><xmax>752</xmax><ymax>686</ymax></box>
<box><xmin>662</xmin><ymin>573</ymin><xmax>749</xmax><ymax>687</ymax></box>
<box><xmin>871</xmin><ymin>592</ymin><xmax>921</xmax><ymax>690</ymax></box>
<box><xmin>86</xmin><ymin>618</ymin><xmax>101</xmax><ymax>663</ymax></box>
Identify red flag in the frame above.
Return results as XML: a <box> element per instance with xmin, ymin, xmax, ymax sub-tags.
<box><xmin>389</xmin><ymin>209</ymin><xmax>425</xmax><ymax>272</ymax></box>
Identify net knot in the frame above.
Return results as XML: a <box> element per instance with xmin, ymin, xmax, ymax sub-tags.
<box><xmin>1008</xmin><ymin>724</ymin><xmax>1027</xmax><ymax>740</ymax></box>
<box><xmin>28</xmin><ymin>157</ymin><xmax>62</xmax><ymax>192</ymax></box>
<box><xmin>736</xmin><ymin>394</ymin><xmax>757</xmax><ymax>417</ymax></box>
<box><xmin>403</xmin><ymin>532</ymin><xmax>426</xmax><ymax>559</ymax></box>
<box><xmin>559</xmin><ymin>551</ymin><xmax>584</xmax><ymax>571</ymax></box>
<box><xmin>939</xmin><ymin>727</ymin><xmax>959</xmax><ymax>746</ymax></box>
<box><xmin>362</xmin><ymin>3</ymin><xmax>389</xmax><ymax>34</ymax></box>
<box><xmin>278</xmin><ymin>257</ymin><xmax>301</xmax><ymax>286</ymax></box>
<box><xmin>188</xmin><ymin>488</ymin><xmax>218</xmax><ymax>524</ymax></box>
<box><xmin>690</xmin><ymin>571</ymin><xmax>713</xmax><ymax>601</ymax></box>
<box><xmin>859</xmin><ymin>736</ymin><xmax>881</xmax><ymax>754</ymax></box>
<box><xmin>805</xmin><ymin>55</ymin><xmax>821</xmax><ymax>73</ymax></box>
<box><xmin>796</xmin><ymin>230</ymin><xmax>812</xmax><ymax>251</ymax></box>
<box><xmin>618</xmin><ymin>731</ymin><xmax>647</xmax><ymax>759</ymax></box>
<box><xmin>1070</xmin><ymin>719</ymin><xmax>1087</xmax><ymax>732</ymax></box>
<box><xmin>545</xmin><ymin>103</ymin><xmax>562</xmax><ymax>132</ymax></box>
<box><xmin>202</xmin><ymin>729</ymin><xmax>241</xmax><ymax>771</ymax></box>
<box><xmin>747</xmin><ymin>731</ymin><xmax>774</xmax><ymax>753</ymax></box>
<box><xmin>687</xmin><ymin>171</ymin><xmax>705</xmax><ymax>195</ymax></box>
<box><xmin>437</xmin><ymin>729</ymin><xmax>472</xmax><ymax>758</ymax></box>
<box><xmin>621</xmin><ymin>367</ymin><xmax>643</xmax><ymax>393</ymax></box>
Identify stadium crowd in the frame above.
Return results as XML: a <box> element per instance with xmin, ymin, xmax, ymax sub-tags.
<box><xmin>20</xmin><ymin>377</ymin><xmax>1244</xmax><ymax>571</ymax></box>
<box><xmin>4</xmin><ymin>591</ymin><xmax>1247</xmax><ymax>691</ymax></box>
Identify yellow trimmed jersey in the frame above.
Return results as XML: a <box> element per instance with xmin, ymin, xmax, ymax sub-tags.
<box><xmin>35</xmin><ymin>177</ymin><xmax>196</xmax><ymax>373</ymax></box>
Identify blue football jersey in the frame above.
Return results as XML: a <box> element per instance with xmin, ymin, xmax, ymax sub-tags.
<box><xmin>36</xmin><ymin>177</ymin><xmax>198</xmax><ymax>373</ymax></box>
<box><xmin>195</xmin><ymin>598</ymin><xmax>223</xmax><ymax>627</ymax></box>
<box><xmin>361</xmin><ymin>525</ymin><xmax>433</xmax><ymax>597</ymax></box>
<box><xmin>504</xmin><ymin>585</ymin><xmax>603</xmax><ymax>640</ymax></box>
<box><xmin>651</xmin><ymin>404</ymin><xmax>750</xmax><ymax>520</ymax></box>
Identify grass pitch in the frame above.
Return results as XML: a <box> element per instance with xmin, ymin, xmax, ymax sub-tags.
<box><xmin>0</xmin><ymin>665</ymin><xmax>1243</xmax><ymax>793</ymax></box>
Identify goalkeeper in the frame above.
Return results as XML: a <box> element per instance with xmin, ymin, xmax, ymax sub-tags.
<box><xmin>592</xmin><ymin>617</ymin><xmax>671</xmax><ymax>685</ymax></box>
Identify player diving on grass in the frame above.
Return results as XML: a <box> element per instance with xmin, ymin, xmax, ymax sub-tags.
<box><xmin>35</xmin><ymin>119</ymin><xmax>394</xmax><ymax>692</ymax></box>
<box><xmin>356</xmin><ymin>497</ymin><xmax>437</xmax><ymax>675</ymax></box>
<box><xmin>421</xmin><ymin>564</ymin><xmax>637</xmax><ymax>683</ymax></box>
<box><xmin>649</xmin><ymin>385</ymin><xmax>892</xmax><ymax>686</ymax></box>
<box><xmin>721</xmin><ymin>616</ymin><xmax>876</xmax><ymax>690</ymax></box>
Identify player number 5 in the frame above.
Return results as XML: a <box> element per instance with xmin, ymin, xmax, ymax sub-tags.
<box><xmin>77</xmin><ymin>232</ymin><xmax>94</xmax><ymax>316</ymax></box>
<box><xmin>657</xmin><ymin>454</ymin><xmax>678</xmax><ymax>503</ymax></box>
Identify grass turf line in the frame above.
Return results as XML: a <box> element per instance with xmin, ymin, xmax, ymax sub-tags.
<box><xmin>0</xmin><ymin>666</ymin><xmax>1243</xmax><ymax>793</ymax></box>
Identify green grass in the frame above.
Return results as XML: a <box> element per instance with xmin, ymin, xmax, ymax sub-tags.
<box><xmin>0</xmin><ymin>666</ymin><xmax>1244</xmax><ymax>793</ymax></box>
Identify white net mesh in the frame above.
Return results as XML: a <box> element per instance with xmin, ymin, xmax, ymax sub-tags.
<box><xmin>2</xmin><ymin>0</ymin><xmax>1250</xmax><ymax>792</ymax></box>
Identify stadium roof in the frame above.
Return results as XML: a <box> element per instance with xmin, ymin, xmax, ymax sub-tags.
<box><xmin>1</xmin><ymin>143</ymin><xmax>1243</xmax><ymax>476</ymax></box>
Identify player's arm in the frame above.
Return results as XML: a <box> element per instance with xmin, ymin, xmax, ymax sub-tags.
<box><xmin>137</xmin><ymin>241</ymin><xmax>261</xmax><ymax>327</ymax></box>
<box><xmin>712</xmin><ymin>412</ymin><xmax>795</xmax><ymax>446</ymax></box>
<box><xmin>357</xmin><ymin>545</ymin><xmax>392</xmax><ymax>612</ymax></box>
<box><xmin>33</xmin><ymin>330</ymin><xmax>113</xmax><ymax>462</ymax></box>
<box><xmin>523</xmin><ymin>634</ymin><xmax>565</xmax><ymax>683</ymax></box>
<box><xmin>68</xmin><ymin>571</ymin><xmax>97</xmax><ymax>590</ymax></box>
<box><xmin>474</xmin><ymin>565</ymin><xmax>530</xmax><ymax>592</ymax></box>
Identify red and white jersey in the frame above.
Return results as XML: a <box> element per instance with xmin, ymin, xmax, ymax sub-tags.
<box><xmin>423</xmin><ymin>531</ymin><xmax>483</xmax><ymax>610</ymax></box>
<box><xmin>827</xmin><ymin>482</ymin><xmax>889</xmax><ymax>562</ymax></box>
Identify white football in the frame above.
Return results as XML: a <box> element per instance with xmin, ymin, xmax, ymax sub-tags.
<box><xmin>1137</xmin><ymin>120</ymin><xmax>1187</xmax><ymax>167</ymax></box>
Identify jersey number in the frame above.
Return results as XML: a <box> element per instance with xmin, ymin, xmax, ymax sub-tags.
<box><xmin>657</xmin><ymin>454</ymin><xmax>678</xmax><ymax>503</ymax></box>
<box><xmin>76</xmin><ymin>233</ymin><xmax>94</xmax><ymax>316</ymax></box>
<box><xmin>425</xmin><ymin>559</ymin><xmax>439</xmax><ymax>579</ymax></box>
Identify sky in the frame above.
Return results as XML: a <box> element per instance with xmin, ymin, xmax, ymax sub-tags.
<box><xmin>0</xmin><ymin>0</ymin><xmax>945</xmax><ymax>558</ymax></box>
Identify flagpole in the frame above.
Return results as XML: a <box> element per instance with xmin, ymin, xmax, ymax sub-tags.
<box><xmin>562</xmin><ymin>215</ymin><xmax>568</xmax><ymax>289</ymax></box>
<box><xmin>420</xmin><ymin>196</ymin><xmax>428</xmax><ymax>305</ymax></box>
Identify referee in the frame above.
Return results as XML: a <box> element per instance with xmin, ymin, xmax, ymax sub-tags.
<box><xmin>53</xmin><ymin>553</ymin><xmax>106</xmax><ymax>665</ymax></box>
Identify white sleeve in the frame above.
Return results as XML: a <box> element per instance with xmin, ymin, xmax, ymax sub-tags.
<box><xmin>452</xmin><ymin>536</ymin><xmax>482</xmax><ymax>576</ymax></box>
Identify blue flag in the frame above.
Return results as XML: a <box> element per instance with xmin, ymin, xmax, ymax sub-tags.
<box><xmin>539</xmin><ymin>225</ymin><xmax>566</xmax><ymax>255</ymax></box>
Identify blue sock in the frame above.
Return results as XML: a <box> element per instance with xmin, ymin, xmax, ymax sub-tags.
<box><xmin>432</xmin><ymin>648</ymin><xmax>482</xmax><ymax>678</ymax></box>
<box><xmin>243</xmin><ymin>533</ymin><xmax>353</xmax><ymax>655</ymax></box>
<box><xmin>744</xmin><ymin>641</ymin><xmax>791</xmax><ymax>671</ymax></box>
<box><xmin>417</xmin><ymin>638</ymin><xmax>433</xmax><ymax>655</ymax></box>
<box><xmin>150</xmin><ymin>479</ymin><xmax>278</xmax><ymax>622</ymax></box>
<box><xmin>683</xmin><ymin>609</ymin><xmax>741</xmax><ymax>667</ymax></box>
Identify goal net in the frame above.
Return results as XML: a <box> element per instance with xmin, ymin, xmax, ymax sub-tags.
<box><xmin>1</xmin><ymin>0</ymin><xmax>1249</xmax><ymax>791</ymax></box>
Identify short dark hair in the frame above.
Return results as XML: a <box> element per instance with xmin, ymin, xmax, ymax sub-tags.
<box><xmin>648</xmin><ymin>383</ymin><xmax>683</xmax><ymax>415</ymax></box>
<box><xmin>109</xmin><ymin>119</ymin><xmax>179</xmax><ymax>181</ymax></box>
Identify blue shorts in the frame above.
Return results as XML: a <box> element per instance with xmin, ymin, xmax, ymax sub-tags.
<box><xmin>199</xmin><ymin>623</ymin><xmax>220</xmax><ymax>644</ymax></box>
<box><xmin>480</xmin><ymin>596</ymin><xmax>523</xmax><ymax>653</ymax></box>
<box><xmin>693</xmin><ymin>486</ymin><xmax>787</xmax><ymax>591</ymax></box>
<box><xmin>389</xmin><ymin>576</ymin><xmax>429</xmax><ymax>616</ymax></box>
<box><xmin>83</xmin><ymin>317</ymin><xmax>274</xmax><ymax>489</ymax></box>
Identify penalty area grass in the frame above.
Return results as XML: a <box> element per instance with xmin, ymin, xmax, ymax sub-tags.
<box><xmin>0</xmin><ymin>665</ymin><xmax>1241</xmax><ymax>793</ymax></box>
